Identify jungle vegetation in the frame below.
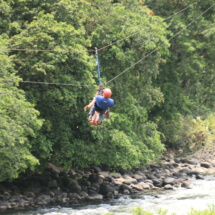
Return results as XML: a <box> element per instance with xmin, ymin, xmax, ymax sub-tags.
<box><xmin>0</xmin><ymin>0</ymin><xmax>215</xmax><ymax>181</ymax></box>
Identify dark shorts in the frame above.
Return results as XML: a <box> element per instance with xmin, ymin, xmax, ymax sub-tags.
<box><xmin>95</xmin><ymin>103</ymin><xmax>106</xmax><ymax>114</ymax></box>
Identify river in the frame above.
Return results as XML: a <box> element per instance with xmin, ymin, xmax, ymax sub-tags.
<box><xmin>2</xmin><ymin>175</ymin><xmax>215</xmax><ymax>215</ymax></box>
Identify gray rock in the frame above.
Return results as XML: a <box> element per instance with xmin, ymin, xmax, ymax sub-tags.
<box><xmin>138</xmin><ymin>182</ymin><xmax>150</xmax><ymax>189</ymax></box>
<box><xmin>49</xmin><ymin>191</ymin><xmax>55</xmax><ymax>198</ymax></box>
<box><xmin>131</xmin><ymin>184</ymin><xmax>144</xmax><ymax>191</ymax></box>
<box><xmin>133</xmin><ymin>174</ymin><xmax>144</xmax><ymax>180</ymax></box>
<box><xmin>200</xmin><ymin>162</ymin><xmax>211</xmax><ymax>168</ymax></box>
<box><xmin>88</xmin><ymin>174</ymin><xmax>103</xmax><ymax>184</ymax></box>
<box><xmin>37</xmin><ymin>194</ymin><xmax>51</xmax><ymax>202</ymax></box>
<box><xmin>99</xmin><ymin>183</ymin><xmax>115</xmax><ymax>195</ymax></box>
<box><xmin>0</xmin><ymin>201</ymin><xmax>10</xmax><ymax>209</ymax></box>
<box><xmin>106</xmin><ymin>192</ymin><xmax>114</xmax><ymax>199</ymax></box>
<box><xmin>51</xmin><ymin>187</ymin><xmax>61</xmax><ymax>195</ymax></box>
<box><xmin>68</xmin><ymin>193</ymin><xmax>81</xmax><ymax>200</ymax></box>
<box><xmin>123</xmin><ymin>175</ymin><xmax>137</xmax><ymax>184</ymax></box>
<box><xmin>48</xmin><ymin>180</ymin><xmax>58</xmax><ymax>188</ymax></box>
<box><xmin>47</xmin><ymin>163</ymin><xmax>61</xmax><ymax>173</ymax></box>
<box><xmin>196</xmin><ymin>174</ymin><xmax>204</xmax><ymax>180</ymax></box>
<box><xmin>98</xmin><ymin>171</ymin><xmax>110</xmax><ymax>178</ymax></box>
<box><xmin>150</xmin><ymin>164</ymin><xmax>160</xmax><ymax>169</ymax></box>
<box><xmin>186</xmin><ymin>171</ymin><xmax>200</xmax><ymax>176</ymax></box>
<box><xmin>24</xmin><ymin>192</ymin><xmax>35</xmax><ymax>198</ymax></box>
<box><xmin>78</xmin><ymin>178</ymin><xmax>91</xmax><ymax>187</ymax></box>
<box><xmin>56</xmin><ymin>193</ymin><xmax>68</xmax><ymax>202</ymax></box>
<box><xmin>110</xmin><ymin>172</ymin><xmax>122</xmax><ymax>178</ymax></box>
<box><xmin>119</xmin><ymin>184</ymin><xmax>132</xmax><ymax>193</ymax></box>
<box><xmin>36</xmin><ymin>194</ymin><xmax>52</xmax><ymax>206</ymax></box>
<box><xmin>113</xmin><ymin>190</ymin><xmax>119</xmax><ymax>196</ymax></box>
<box><xmin>152</xmin><ymin>179</ymin><xmax>163</xmax><ymax>187</ymax></box>
<box><xmin>186</xmin><ymin>159</ymin><xmax>199</xmax><ymax>165</ymax></box>
<box><xmin>79</xmin><ymin>191</ymin><xmax>89</xmax><ymax>198</ymax></box>
<box><xmin>88</xmin><ymin>188</ymin><xmax>98</xmax><ymax>195</ymax></box>
<box><xmin>174</xmin><ymin>158</ymin><xmax>180</xmax><ymax>163</ymax></box>
<box><xmin>163</xmin><ymin>169</ymin><xmax>171</xmax><ymax>175</ymax></box>
<box><xmin>180</xmin><ymin>158</ymin><xmax>190</xmax><ymax>164</ymax></box>
<box><xmin>134</xmin><ymin>170</ymin><xmax>144</xmax><ymax>175</ymax></box>
<box><xmin>3</xmin><ymin>192</ymin><xmax>11</xmax><ymax>200</ymax></box>
<box><xmin>172</xmin><ymin>172</ymin><xmax>186</xmax><ymax>178</ymax></box>
<box><xmin>163</xmin><ymin>177</ymin><xmax>176</xmax><ymax>185</ymax></box>
<box><xmin>164</xmin><ymin>184</ymin><xmax>174</xmax><ymax>190</ymax></box>
<box><xmin>123</xmin><ymin>189</ymin><xmax>130</xmax><ymax>194</ymax></box>
<box><xmin>0</xmin><ymin>195</ymin><xmax>4</xmax><ymax>201</ymax></box>
<box><xmin>144</xmin><ymin>179</ymin><xmax>153</xmax><ymax>184</ymax></box>
<box><xmin>10</xmin><ymin>195</ymin><xmax>22</xmax><ymax>203</ymax></box>
<box><xmin>90</xmin><ymin>183</ymin><xmax>100</xmax><ymax>194</ymax></box>
<box><xmin>68</xmin><ymin>179</ymin><xmax>81</xmax><ymax>193</ymax></box>
<box><xmin>164</xmin><ymin>164</ymin><xmax>174</xmax><ymax>169</ymax></box>
<box><xmin>68</xmin><ymin>199</ymin><xmax>79</xmax><ymax>204</ymax></box>
<box><xmin>179</xmin><ymin>168</ymin><xmax>192</xmax><ymax>174</ymax></box>
<box><xmin>171</xmin><ymin>163</ymin><xmax>179</xmax><ymax>168</ymax></box>
<box><xmin>86</xmin><ymin>194</ymin><xmax>103</xmax><ymax>200</ymax></box>
<box><xmin>181</xmin><ymin>181</ymin><xmax>192</xmax><ymax>189</ymax></box>
<box><xmin>146</xmin><ymin>174</ymin><xmax>157</xmax><ymax>180</ymax></box>
<box><xmin>93</xmin><ymin>166</ymin><xmax>102</xmax><ymax>173</ymax></box>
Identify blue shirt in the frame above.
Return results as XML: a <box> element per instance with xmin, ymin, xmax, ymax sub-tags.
<box><xmin>95</xmin><ymin>95</ymin><xmax>114</xmax><ymax>111</ymax></box>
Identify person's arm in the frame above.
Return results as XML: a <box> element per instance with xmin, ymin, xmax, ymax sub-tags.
<box><xmin>84</xmin><ymin>97</ymin><xmax>96</xmax><ymax>111</ymax></box>
<box><xmin>84</xmin><ymin>84</ymin><xmax>103</xmax><ymax>111</ymax></box>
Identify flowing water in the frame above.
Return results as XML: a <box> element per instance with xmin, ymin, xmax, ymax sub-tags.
<box><xmin>2</xmin><ymin>175</ymin><xmax>215</xmax><ymax>215</ymax></box>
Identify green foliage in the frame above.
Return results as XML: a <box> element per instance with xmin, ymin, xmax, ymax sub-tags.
<box><xmin>2</xmin><ymin>0</ymin><xmax>167</xmax><ymax>171</ymax></box>
<box><xmin>131</xmin><ymin>206</ymin><xmax>175</xmax><ymax>215</ymax></box>
<box><xmin>1</xmin><ymin>0</ymin><xmax>215</xmax><ymax>177</ymax></box>
<box><xmin>157</xmin><ymin>114</ymin><xmax>215</xmax><ymax>151</ymax></box>
<box><xmin>147</xmin><ymin>0</ymin><xmax>215</xmax><ymax>148</ymax></box>
<box><xmin>132</xmin><ymin>206</ymin><xmax>154</xmax><ymax>215</ymax></box>
<box><xmin>182</xmin><ymin>115</ymin><xmax>215</xmax><ymax>151</ymax></box>
<box><xmin>188</xmin><ymin>205</ymin><xmax>215</xmax><ymax>215</ymax></box>
<box><xmin>106</xmin><ymin>205</ymin><xmax>215</xmax><ymax>215</ymax></box>
<box><xmin>0</xmin><ymin>39</ymin><xmax>42</xmax><ymax>181</ymax></box>
<box><xmin>9</xmin><ymin>11</ymin><xmax>95</xmax><ymax>164</ymax></box>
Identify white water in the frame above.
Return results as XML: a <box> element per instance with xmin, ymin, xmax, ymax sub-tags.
<box><xmin>3</xmin><ymin>175</ymin><xmax>215</xmax><ymax>215</ymax></box>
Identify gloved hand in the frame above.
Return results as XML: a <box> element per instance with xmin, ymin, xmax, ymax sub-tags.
<box><xmin>84</xmin><ymin>105</ymin><xmax>90</xmax><ymax>111</ymax></box>
<box><xmin>98</xmin><ymin>84</ymin><xmax>103</xmax><ymax>90</ymax></box>
<box><xmin>104</xmin><ymin>110</ymin><xmax>110</xmax><ymax>119</ymax></box>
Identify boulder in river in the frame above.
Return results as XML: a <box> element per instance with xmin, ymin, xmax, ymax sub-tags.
<box><xmin>163</xmin><ymin>177</ymin><xmax>176</xmax><ymax>185</ymax></box>
<box><xmin>200</xmin><ymin>162</ymin><xmax>212</xmax><ymax>168</ymax></box>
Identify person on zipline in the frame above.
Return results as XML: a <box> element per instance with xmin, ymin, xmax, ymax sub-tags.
<box><xmin>84</xmin><ymin>85</ymin><xmax>114</xmax><ymax>126</ymax></box>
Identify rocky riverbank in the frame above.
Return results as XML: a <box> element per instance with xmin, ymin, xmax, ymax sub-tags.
<box><xmin>1</xmin><ymin>156</ymin><xmax>215</xmax><ymax>211</ymax></box>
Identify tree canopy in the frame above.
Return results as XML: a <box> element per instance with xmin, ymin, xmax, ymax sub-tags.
<box><xmin>0</xmin><ymin>0</ymin><xmax>215</xmax><ymax>181</ymax></box>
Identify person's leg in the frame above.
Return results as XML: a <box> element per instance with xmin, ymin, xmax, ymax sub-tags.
<box><xmin>90</xmin><ymin>111</ymin><xmax>100</xmax><ymax>126</ymax></box>
<box><xmin>98</xmin><ymin>113</ymin><xmax>104</xmax><ymax>124</ymax></box>
<box><xmin>88</xmin><ymin>104</ymin><xmax>95</xmax><ymax>120</ymax></box>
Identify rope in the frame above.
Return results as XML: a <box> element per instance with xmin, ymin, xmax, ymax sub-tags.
<box><xmin>0</xmin><ymin>48</ymin><xmax>95</xmax><ymax>53</ymax></box>
<box><xmin>105</xmin><ymin>2</ymin><xmax>215</xmax><ymax>86</ymax></box>
<box><xmin>2</xmin><ymin>79</ymin><xmax>94</xmax><ymax>87</ymax></box>
<box><xmin>0</xmin><ymin>0</ymin><xmax>202</xmax><ymax>54</ymax></box>
<box><xmin>95</xmin><ymin>47</ymin><xmax>102</xmax><ymax>85</ymax></box>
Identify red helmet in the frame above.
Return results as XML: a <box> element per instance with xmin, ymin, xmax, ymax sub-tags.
<box><xmin>103</xmin><ymin>88</ymin><xmax>112</xmax><ymax>98</ymax></box>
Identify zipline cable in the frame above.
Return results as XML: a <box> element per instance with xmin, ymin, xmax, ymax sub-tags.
<box><xmin>105</xmin><ymin>2</ymin><xmax>215</xmax><ymax>86</ymax></box>
<box><xmin>2</xmin><ymin>79</ymin><xmax>94</xmax><ymax>87</ymax></box>
<box><xmin>0</xmin><ymin>0</ymin><xmax>202</xmax><ymax>54</ymax></box>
